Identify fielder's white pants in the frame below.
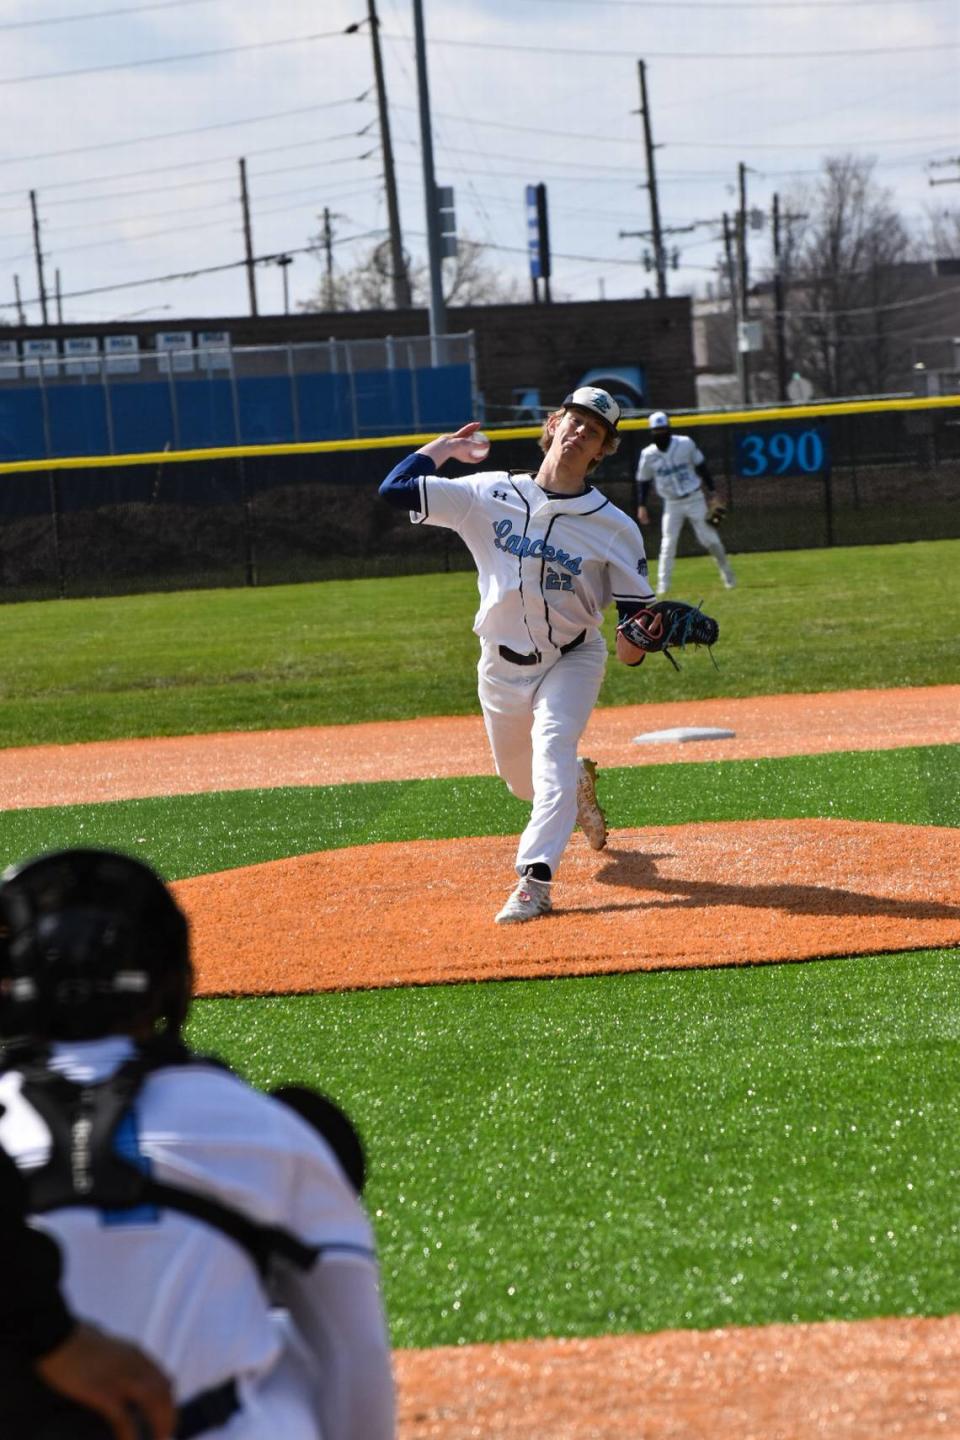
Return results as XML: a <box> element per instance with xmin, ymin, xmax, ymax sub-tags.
<box><xmin>657</xmin><ymin>489</ymin><xmax>732</xmax><ymax>592</ymax></box>
<box><xmin>478</xmin><ymin>633</ymin><xmax>607</xmax><ymax>877</ymax></box>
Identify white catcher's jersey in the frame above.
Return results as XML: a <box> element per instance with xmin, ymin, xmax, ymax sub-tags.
<box><xmin>410</xmin><ymin>468</ymin><xmax>653</xmax><ymax>654</ymax></box>
<box><xmin>637</xmin><ymin>434</ymin><xmax>705</xmax><ymax>502</ymax></box>
<box><xmin>0</xmin><ymin>1037</ymin><xmax>379</xmax><ymax>1412</ymax></box>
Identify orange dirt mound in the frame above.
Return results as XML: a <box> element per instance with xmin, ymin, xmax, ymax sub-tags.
<box><xmin>173</xmin><ymin>818</ymin><xmax>960</xmax><ymax>996</ymax></box>
<box><xmin>394</xmin><ymin>1313</ymin><xmax>960</xmax><ymax>1439</ymax></box>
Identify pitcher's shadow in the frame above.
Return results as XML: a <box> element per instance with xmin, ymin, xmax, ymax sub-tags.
<box><xmin>556</xmin><ymin>845</ymin><xmax>960</xmax><ymax>923</ymax></box>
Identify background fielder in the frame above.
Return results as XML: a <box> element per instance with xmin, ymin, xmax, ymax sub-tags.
<box><xmin>379</xmin><ymin>387</ymin><xmax>654</xmax><ymax>926</ymax></box>
<box><xmin>636</xmin><ymin>410</ymin><xmax>736</xmax><ymax>595</ymax></box>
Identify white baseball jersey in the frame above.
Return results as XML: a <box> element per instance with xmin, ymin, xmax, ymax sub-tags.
<box><xmin>0</xmin><ymin>1037</ymin><xmax>394</xmax><ymax>1440</ymax></box>
<box><xmin>637</xmin><ymin>434</ymin><xmax>705</xmax><ymax>502</ymax></box>
<box><xmin>408</xmin><ymin>466</ymin><xmax>653</xmax><ymax>654</ymax></box>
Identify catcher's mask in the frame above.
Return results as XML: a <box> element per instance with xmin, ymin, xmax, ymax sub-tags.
<box><xmin>0</xmin><ymin>848</ymin><xmax>191</xmax><ymax>1043</ymax></box>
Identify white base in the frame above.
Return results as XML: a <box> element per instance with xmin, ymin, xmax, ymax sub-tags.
<box><xmin>633</xmin><ymin>726</ymin><xmax>736</xmax><ymax>745</ymax></box>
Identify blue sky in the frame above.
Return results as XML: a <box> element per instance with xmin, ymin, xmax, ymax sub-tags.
<box><xmin>0</xmin><ymin>0</ymin><xmax>956</xmax><ymax>323</ymax></box>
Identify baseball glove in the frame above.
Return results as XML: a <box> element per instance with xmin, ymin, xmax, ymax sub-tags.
<box><xmin>706</xmin><ymin>498</ymin><xmax>726</xmax><ymax>527</ymax></box>
<box><xmin>616</xmin><ymin>599</ymin><xmax>719</xmax><ymax>671</ymax></box>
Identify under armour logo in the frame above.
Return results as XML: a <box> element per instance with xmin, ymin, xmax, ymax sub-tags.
<box><xmin>492</xmin><ymin>489</ymin><xmax>508</xmax><ymax>500</ymax></box>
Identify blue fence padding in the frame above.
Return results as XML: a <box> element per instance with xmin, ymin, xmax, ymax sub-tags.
<box><xmin>0</xmin><ymin>363</ymin><xmax>475</xmax><ymax>461</ymax></box>
<box><xmin>107</xmin><ymin>382</ymin><xmax>174</xmax><ymax>454</ymax></box>
<box><xmin>174</xmin><ymin>378</ymin><xmax>236</xmax><ymax>449</ymax></box>
<box><xmin>235</xmin><ymin>375</ymin><xmax>295</xmax><ymax>445</ymax></box>
<box><xmin>0</xmin><ymin>387</ymin><xmax>45</xmax><ymax>460</ymax></box>
<box><xmin>414</xmin><ymin>364</ymin><xmax>473</xmax><ymax>427</ymax></box>
<box><xmin>354</xmin><ymin>368</ymin><xmax>415</xmax><ymax>435</ymax></box>
<box><xmin>295</xmin><ymin>373</ymin><xmax>354</xmax><ymax>440</ymax></box>
<box><xmin>48</xmin><ymin>386</ymin><xmax>110</xmax><ymax>457</ymax></box>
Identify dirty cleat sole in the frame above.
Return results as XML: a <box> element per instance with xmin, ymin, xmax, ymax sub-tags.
<box><xmin>576</xmin><ymin>756</ymin><xmax>608</xmax><ymax>851</ymax></box>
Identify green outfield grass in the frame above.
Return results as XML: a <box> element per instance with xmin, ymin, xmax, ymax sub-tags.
<box><xmin>0</xmin><ymin>538</ymin><xmax>958</xmax><ymax>747</ymax></box>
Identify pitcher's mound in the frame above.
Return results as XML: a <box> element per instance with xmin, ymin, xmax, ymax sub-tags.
<box><xmin>173</xmin><ymin>818</ymin><xmax>960</xmax><ymax>996</ymax></box>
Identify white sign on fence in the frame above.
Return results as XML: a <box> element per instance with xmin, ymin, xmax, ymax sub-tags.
<box><xmin>196</xmin><ymin>330</ymin><xmax>232</xmax><ymax>371</ymax></box>
<box><xmin>156</xmin><ymin>330</ymin><xmax>195</xmax><ymax>373</ymax></box>
<box><xmin>22</xmin><ymin>338</ymin><xmax>59</xmax><ymax>378</ymax></box>
<box><xmin>64</xmin><ymin>336</ymin><xmax>101</xmax><ymax>377</ymax></box>
<box><xmin>104</xmin><ymin>335</ymin><xmax>140</xmax><ymax>374</ymax></box>
<box><xmin>0</xmin><ymin>339</ymin><xmax>18</xmax><ymax>380</ymax></box>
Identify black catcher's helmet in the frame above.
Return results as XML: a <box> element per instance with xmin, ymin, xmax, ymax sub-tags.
<box><xmin>0</xmin><ymin>848</ymin><xmax>191</xmax><ymax>1042</ymax></box>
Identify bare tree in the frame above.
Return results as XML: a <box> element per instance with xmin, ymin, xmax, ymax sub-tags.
<box><xmin>920</xmin><ymin>204</ymin><xmax>960</xmax><ymax>258</ymax></box>
<box><xmin>772</xmin><ymin>155</ymin><xmax>914</xmax><ymax>397</ymax></box>
<box><xmin>299</xmin><ymin>235</ymin><xmax>521</xmax><ymax>313</ymax></box>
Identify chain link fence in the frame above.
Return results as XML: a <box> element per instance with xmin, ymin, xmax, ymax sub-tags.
<box><xmin>1</xmin><ymin>398</ymin><xmax>957</xmax><ymax>603</ymax></box>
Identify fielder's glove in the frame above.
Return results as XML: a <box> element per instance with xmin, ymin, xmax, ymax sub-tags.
<box><xmin>706</xmin><ymin>498</ymin><xmax>726</xmax><ymax>527</ymax></box>
<box><xmin>616</xmin><ymin>599</ymin><xmax>719</xmax><ymax>671</ymax></box>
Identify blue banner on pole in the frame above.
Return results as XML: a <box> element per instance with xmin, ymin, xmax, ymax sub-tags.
<box><xmin>525</xmin><ymin>184</ymin><xmax>542</xmax><ymax>280</ymax></box>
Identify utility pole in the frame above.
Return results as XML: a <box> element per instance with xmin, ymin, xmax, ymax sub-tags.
<box><xmin>366</xmin><ymin>0</ymin><xmax>411</xmax><ymax>307</ymax></box>
<box><xmin>736</xmin><ymin>161</ymin><xmax>751</xmax><ymax>404</ymax></box>
<box><xmin>636</xmin><ymin>60</ymin><xmax>666</xmax><ymax>299</ymax></box>
<box><xmin>238</xmin><ymin>158</ymin><xmax>258</xmax><ymax>317</ymax></box>
<box><xmin>412</xmin><ymin>0</ymin><xmax>447</xmax><ymax>354</ymax></box>
<box><xmin>55</xmin><ymin>268</ymin><xmax>63</xmax><ymax>324</ymax></box>
<box><xmin>29</xmin><ymin>190</ymin><xmax>48</xmax><ymax>325</ymax></box>
<box><xmin>322</xmin><ymin>208</ymin><xmax>336</xmax><ymax>311</ymax></box>
<box><xmin>722</xmin><ymin>211</ymin><xmax>745</xmax><ymax>403</ymax></box>
<box><xmin>13</xmin><ymin>274</ymin><xmax>25</xmax><ymax>324</ymax></box>
<box><xmin>772</xmin><ymin>192</ymin><xmax>788</xmax><ymax>402</ymax></box>
<box><xmin>276</xmin><ymin>254</ymin><xmax>293</xmax><ymax>314</ymax></box>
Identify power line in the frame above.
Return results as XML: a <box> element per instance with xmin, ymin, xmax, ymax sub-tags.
<box><xmin>392</xmin><ymin>103</ymin><xmax>957</xmax><ymax>155</ymax></box>
<box><xmin>381</xmin><ymin>29</ymin><xmax>959</xmax><ymax>60</ymax></box>
<box><xmin>0</xmin><ymin>133</ymin><xmax>376</xmax><ymax>216</ymax></box>
<box><xmin>0</xmin><ymin>234</ymin><xmax>386</xmax><ymax>313</ymax></box>
<box><xmin>0</xmin><ymin>93</ymin><xmax>372</xmax><ymax>172</ymax></box>
<box><xmin>521</xmin><ymin>0</ymin><xmax>952</xmax><ymax>8</ymax></box>
<box><xmin>0</xmin><ymin>0</ymin><xmax>216</xmax><ymax>28</ymax></box>
<box><xmin>0</xmin><ymin>24</ymin><xmax>362</xmax><ymax>88</ymax></box>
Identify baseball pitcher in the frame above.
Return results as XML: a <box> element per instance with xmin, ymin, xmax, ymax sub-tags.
<box><xmin>380</xmin><ymin>388</ymin><xmax>718</xmax><ymax>925</ymax></box>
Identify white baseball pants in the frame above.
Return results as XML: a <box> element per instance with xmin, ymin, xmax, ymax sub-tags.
<box><xmin>657</xmin><ymin>489</ymin><xmax>733</xmax><ymax>593</ymax></box>
<box><xmin>478</xmin><ymin>633</ymin><xmax>607</xmax><ymax>876</ymax></box>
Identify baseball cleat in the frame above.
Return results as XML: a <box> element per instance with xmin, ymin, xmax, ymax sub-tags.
<box><xmin>576</xmin><ymin>756</ymin><xmax>608</xmax><ymax>851</ymax></box>
<box><xmin>721</xmin><ymin>569</ymin><xmax>737</xmax><ymax>589</ymax></box>
<box><xmin>495</xmin><ymin>876</ymin><xmax>553</xmax><ymax>924</ymax></box>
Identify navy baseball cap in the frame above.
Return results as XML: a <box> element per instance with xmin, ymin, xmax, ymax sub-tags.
<box><xmin>562</xmin><ymin>386</ymin><xmax>621</xmax><ymax>434</ymax></box>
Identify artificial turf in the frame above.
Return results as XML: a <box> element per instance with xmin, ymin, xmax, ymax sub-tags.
<box><xmin>1</xmin><ymin>539</ymin><xmax>958</xmax><ymax>747</ymax></box>
<box><xmin>188</xmin><ymin>949</ymin><xmax>960</xmax><ymax>1348</ymax></box>
<box><xmin>0</xmin><ymin>744</ymin><xmax>956</xmax><ymax>878</ymax></box>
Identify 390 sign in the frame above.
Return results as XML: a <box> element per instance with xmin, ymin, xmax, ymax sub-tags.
<box><xmin>735</xmin><ymin>424</ymin><xmax>829</xmax><ymax>478</ymax></box>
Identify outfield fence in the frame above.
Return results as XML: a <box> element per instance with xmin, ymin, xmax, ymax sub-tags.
<box><xmin>0</xmin><ymin>394</ymin><xmax>957</xmax><ymax>602</ymax></box>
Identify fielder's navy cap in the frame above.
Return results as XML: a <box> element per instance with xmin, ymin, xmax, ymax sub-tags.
<box><xmin>562</xmin><ymin>387</ymin><xmax>621</xmax><ymax>433</ymax></box>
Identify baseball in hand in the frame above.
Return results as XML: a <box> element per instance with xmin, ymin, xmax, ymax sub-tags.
<box><xmin>468</xmin><ymin>431</ymin><xmax>490</xmax><ymax>461</ymax></box>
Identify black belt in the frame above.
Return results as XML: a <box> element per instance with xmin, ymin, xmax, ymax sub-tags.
<box><xmin>498</xmin><ymin>629</ymin><xmax>586</xmax><ymax>666</ymax></box>
<box><xmin>176</xmin><ymin>1378</ymin><xmax>240</xmax><ymax>1440</ymax></box>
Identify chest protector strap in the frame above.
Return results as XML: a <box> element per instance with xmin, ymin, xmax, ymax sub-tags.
<box><xmin>15</xmin><ymin>1046</ymin><xmax>319</xmax><ymax>1276</ymax></box>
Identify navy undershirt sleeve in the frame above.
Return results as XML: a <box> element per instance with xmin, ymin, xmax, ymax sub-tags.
<box><xmin>378</xmin><ymin>452</ymin><xmax>438</xmax><ymax>510</ymax></box>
